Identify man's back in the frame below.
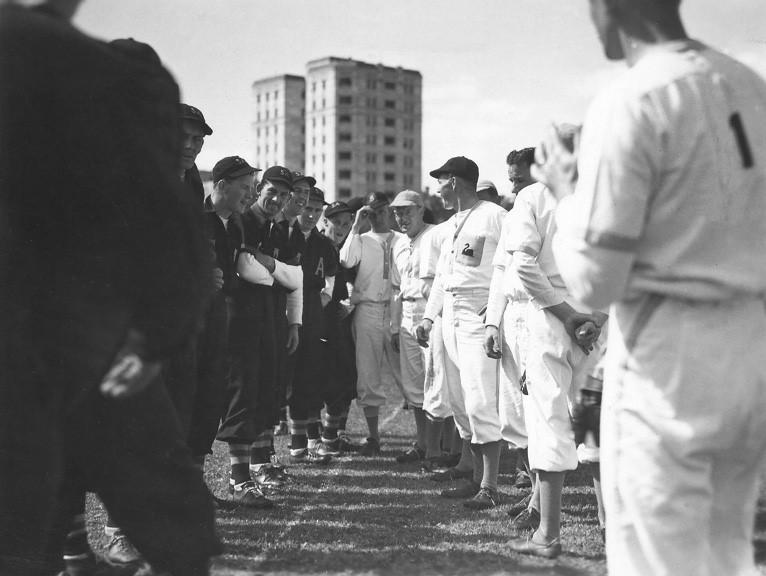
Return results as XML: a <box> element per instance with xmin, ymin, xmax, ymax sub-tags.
<box><xmin>576</xmin><ymin>40</ymin><xmax>766</xmax><ymax>302</ymax></box>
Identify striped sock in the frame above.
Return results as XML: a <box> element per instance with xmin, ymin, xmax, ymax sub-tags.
<box><xmin>289</xmin><ymin>418</ymin><xmax>308</xmax><ymax>452</ymax></box>
<box><xmin>229</xmin><ymin>442</ymin><xmax>251</xmax><ymax>484</ymax></box>
<box><xmin>250</xmin><ymin>432</ymin><xmax>272</xmax><ymax>466</ymax></box>
<box><xmin>307</xmin><ymin>417</ymin><xmax>321</xmax><ymax>441</ymax></box>
<box><xmin>62</xmin><ymin>513</ymin><xmax>93</xmax><ymax>569</ymax></box>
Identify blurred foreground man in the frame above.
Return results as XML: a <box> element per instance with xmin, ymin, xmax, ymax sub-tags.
<box><xmin>537</xmin><ymin>1</ymin><xmax>766</xmax><ymax>574</ymax></box>
<box><xmin>0</xmin><ymin>1</ymin><xmax>219</xmax><ymax>574</ymax></box>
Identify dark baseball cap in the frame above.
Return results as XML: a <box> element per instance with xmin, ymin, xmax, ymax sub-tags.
<box><xmin>429</xmin><ymin>156</ymin><xmax>479</xmax><ymax>186</ymax></box>
<box><xmin>292</xmin><ymin>171</ymin><xmax>317</xmax><ymax>187</ymax></box>
<box><xmin>308</xmin><ymin>187</ymin><xmax>328</xmax><ymax>205</ymax></box>
<box><xmin>212</xmin><ymin>156</ymin><xmax>259</xmax><ymax>182</ymax></box>
<box><xmin>179</xmin><ymin>103</ymin><xmax>213</xmax><ymax>136</ymax></box>
<box><xmin>325</xmin><ymin>200</ymin><xmax>354</xmax><ymax>218</ymax></box>
<box><xmin>261</xmin><ymin>165</ymin><xmax>293</xmax><ymax>189</ymax></box>
<box><xmin>365</xmin><ymin>191</ymin><xmax>390</xmax><ymax>210</ymax></box>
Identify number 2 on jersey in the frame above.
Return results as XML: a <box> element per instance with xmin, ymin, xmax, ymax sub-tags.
<box><xmin>729</xmin><ymin>113</ymin><xmax>754</xmax><ymax>169</ymax></box>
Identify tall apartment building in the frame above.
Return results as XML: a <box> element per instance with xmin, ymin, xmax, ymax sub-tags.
<box><xmin>305</xmin><ymin>57</ymin><xmax>422</xmax><ymax>201</ymax></box>
<box><xmin>251</xmin><ymin>74</ymin><xmax>306</xmax><ymax>172</ymax></box>
<box><xmin>251</xmin><ymin>58</ymin><xmax>422</xmax><ymax>203</ymax></box>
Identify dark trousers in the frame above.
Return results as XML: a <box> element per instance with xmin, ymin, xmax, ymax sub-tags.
<box><xmin>321</xmin><ymin>310</ymin><xmax>357</xmax><ymax>419</ymax></box>
<box><xmin>188</xmin><ymin>292</ymin><xmax>230</xmax><ymax>457</ymax></box>
<box><xmin>218</xmin><ymin>287</ymin><xmax>277</xmax><ymax>443</ymax></box>
<box><xmin>163</xmin><ymin>339</ymin><xmax>197</xmax><ymax>439</ymax></box>
<box><xmin>288</xmin><ymin>321</ymin><xmax>324</xmax><ymax>421</ymax></box>
<box><xmin>54</xmin><ymin>380</ymin><xmax>220</xmax><ymax>575</ymax></box>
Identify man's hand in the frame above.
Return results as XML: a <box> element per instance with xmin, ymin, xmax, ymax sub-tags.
<box><xmin>531</xmin><ymin>123</ymin><xmax>581</xmax><ymax>201</ymax></box>
<box><xmin>286</xmin><ymin>324</ymin><xmax>300</xmax><ymax>355</ymax></box>
<box><xmin>483</xmin><ymin>325</ymin><xmax>502</xmax><ymax>359</ymax></box>
<box><xmin>547</xmin><ymin>302</ymin><xmax>597</xmax><ymax>355</ymax></box>
<box><xmin>391</xmin><ymin>332</ymin><xmax>400</xmax><ymax>353</ymax></box>
<box><xmin>212</xmin><ymin>267</ymin><xmax>224</xmax><ymax>291</ymax></box>
<box><xmin>254</xmin><ymin>249</ymin><xmax>276</xmax><ymax>274</ymax></box>
<box><xmin>337</xmin><ymin>299</ymin><xmax>354</xmax><ymax>320</ymax></box>
<box><xmin>351</xmin><ymin>206</ymin><xmax>370</xmax><ymax>235</ymax></box>
<box><xmin>575</xmin><ymin>320</ymin><xmax>601</xmax><ymax>353</ymax></box>
<box><xmin>416</xmin><ymin>318</ymin><xmax>433</xmax><ymax>348</ymax></box>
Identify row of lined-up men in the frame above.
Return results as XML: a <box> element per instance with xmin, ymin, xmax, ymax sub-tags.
<box><xmin>6</xmin><ymin>1</ymin><xmax>766</xmax><ymax>576</ymax></box>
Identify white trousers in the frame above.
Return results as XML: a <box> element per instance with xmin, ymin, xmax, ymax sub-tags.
<box><xmin>498</xmin><ymin>299</ymin><xmax>530</xmax><ymax>448</ymax></box>
<box><xmin>423</xmin><ymin>315</ymin><xmax>452</xmax><ymax>420</ymax></box>
<box><xmin>398</xmin><ymin>300</ymin><xmax>426</xmax><ymax>408</ymax></box>
<box><xmin>524</xmin><ymin>305</ymin><xmax>601</xmax><ymax>472</ymax></box>
<box><xmin>352</xmin><ymin>301</ymin><xmax>401</xmax><ymax>411</ymax></box>
<box><xmin>603</xmin><ymin>296</ymin><xmax>766</xmax><ymax>576</ymax></box>
<box><xmin>442</xmin><ymin>290</ymin><xmax>501</xmax><ymax>444</ymax></box>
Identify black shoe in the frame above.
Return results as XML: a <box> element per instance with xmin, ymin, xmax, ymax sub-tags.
<box><xmin>429</xmin><ymin>467</ymin><xmax>473</xmax><ymax>483</ymax></box>
<box><xmin>359</xmin><ymin>437</ymin><xmax>381</xmax><ymax>457</ymax></box>
<box><xmin>289</xmin><ymin>447</ymin><xmax>332</xmax><ymax>465</ymax></box>
<box><xmin>316</xmin><ymin>438</ymin><xmax>341</xmax><ymax>457</ymax></box>
<box><xmin>511</xmin><ymin>506</ymin><xmax>540</xmax><ymax>530</ymax></box>
<box><xmin>252</xmin><ymin>464</ymin><xmax>288</xmax><ymax>489</ymax></box>
<box><xmin>395</xmin><ymin>443</ymin><xmax>425</xmax><ymax>463</ymax></box>
<box><xmin>228</xmin><ymin>480</ymin><xmax>274</xmax><ymax>509</ymax></box>
<box><xmin>463</xmin><ymin>486</ymin><xmax>500</xmax><ymax>510</ymax></box>
<box><xmin>105</xmin><ymin>533</ymin><xmax>143</xmax><ymax>567</ymax></box>
<box><xmin>506</xmin><ymin>492</ymin><xmax>533</xmax><ymax>517</ymax></box>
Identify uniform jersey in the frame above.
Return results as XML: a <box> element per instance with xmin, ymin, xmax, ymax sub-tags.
<box><xmin>392</xmin><ymin>223</ymin><xmax>434</xmax><ymax>302</ymax></box>
<box><xmin>340</xmin><ymin>230</ymin><xmax>404</xmax><ymax>304</ymax></box>
<box><xmin>300</xmin><ymin>228</ymin><xmax>338</xmax><ymax>327</ymax></box>
<box><xmin>554</xmin><ymin>40</ymin><xmax>766</xmax><ymax>309</ymax></box>
<box><xmin>420</xmin><ymin>221</ymin><xmax>452</xmax><ymax>284</ymax></box>
<box><xmin>424</xmin><ymin>201</ymin><xmax>506</xmax><ymax>320</ymax></box>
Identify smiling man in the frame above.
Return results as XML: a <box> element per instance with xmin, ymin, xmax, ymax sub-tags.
<box><xmin>217</xmin><ymin>165</ymin><xmax>303</xmax><ymax>507</ymax></box>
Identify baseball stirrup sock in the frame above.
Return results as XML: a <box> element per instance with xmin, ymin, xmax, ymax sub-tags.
<box><xmin>229</xmin><ymin>443</ymin><xmax>251</xmax><ymax>483</ymax></box>
<box><xmin>62</xmin><ymin>513</ymin><xmax>92</xmax><ymax>563</ymax></box>
<box><xmin>250</xmin><ymin>434</ymin><xmax>272</xmax><ymax>465</ymax></box>
<box><xmin>289</xmin><ymin>418</ymin><xmax>308</xmax><ymax>451</ymax></box>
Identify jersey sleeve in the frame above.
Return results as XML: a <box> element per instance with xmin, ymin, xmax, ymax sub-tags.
<box><xmin>554</xmin><ymin>87</ymin><xmax>658</xmax><ymax>309</ymax></box>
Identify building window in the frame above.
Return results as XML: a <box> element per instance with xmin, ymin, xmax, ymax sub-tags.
<box><xmin>384</xmin><ymin>117</ymin><xmax>395</xmax><ymax>127</ymax></box>
<box><xmin>366</xmin><ymin>97</ymin><xmax>377</xmax><ymax>108</ymax></box>
<box><xmin>322</xmin><ymin>98</ymin><xmax>326</xmax><ymax>108</ymax></box>
<box><xmin>404</xmin><ymin>174</ymin><xmax>413</xmax><ymax>186</ymax></box>
<box><xmin>256</xmin><ymin>128</ymin><xmax>260</xmax><ymax>137</ymax></box>
<box><xmin>338</xmin><ymin>133</ymin><xmax>352</xmax><ymax>142</ymax></box>
<box><xmin>339</xmin><ymin>151</ymin><xmax>352</xmax><ymax>161</ymax></box>
<box><xmin>384</xmin><ymin>100</ymin><xmax>396</xmax><ymax>109</ymax></box>
<box><xmin>366</xmin><ymin>152</ymin><xmax>377</xmax><ymax>163</ymax></box>
<box><xmin>366</xmin><ymin>134</ymin><xmax>377</xmax><ymax>145</ymax></box>
<box><xmin>312</xmin><ymin>82</ymin><xmax>316</xmax><ymax>92</ymax></box>
<box><xmin>274</xmin><ymin>90</ymin><xmax>278</xmax><ymax>99</ymax></box>
<box><xmin>384</xmin><ymin>172</ymin><xmax>395</xmax><ymax>182</ymax></box>
<box><xmin>339</xmin><ymin>77</ymin><xmax>352</xmax><ymax>87</ymax></box>
<box><xmin>274</xmin><ymin>125</ymin><xmax>278</xmax><ymax>135</ymax></box>
<box><xmin>366</xmin><ymin>171</ymin><xmax>377</xmax><ymax>183</ymax></box>
<box><xmin>384</xmin><ymin>136</ymin><xmax>396</xmax><ymax>146</ymax></box>
<box><xmin>312</xmin><ymin>118</ymin><xmax>316</xmax><ymax>127</ymax></box>
<box><xmin>385</xmin><ymin>81</ymin><xmax>396</xmax><ymax>90</ymax></box>
<box><xmin>339</xmin><ymin>95</ymin><xmax>352</xmax><ymax>105</ymax></box>
<box><xmin>404</xmin><ymin>156</ymin><xmax>413</xmax><ymax>168</ymax></box>
<box><xmin>338</xmin><ymin>170</ymin><xmax>352</xmax><ymax>179</ymax></box>
<box><xmin>265</xmin><ymin>126</ymin><xmax>269</xmax><ymax>135</ymax></box>
<box><xmin>339</xmin><ymin>114</ymin><xmax>352</xmax><ymax>123</ymax></box>
<box><xmin>322</xmin><ymin>80</ymin><xmax>326</xmax><ymax>90</ymax></box>
<box><xmin>322</xmin><ymin>135</ymin><xmax>326</xmax><ymax>144</ymax></box>
<box><xmin>322</xmin><ymin>116</ymin><xmax>326</xmax><ymax>126</ymax></box>
<box><xmin>338</xmin><ymin>188</ymin><xmax>352</xmax><ymax>198</ymax></box>
<box><xmin>256</xmin><ymin>94</ymin><xmax>261</xmax><ymax>104</ymax></box>
<box><xmin>257</xmin><ymin>112</ymin><xmax>260</xmax><ymax>121</ymax></box>
<box><xmin>265</xmin><ymin>110</ymin><xmax>269</xmax><ymax>120</ymax></box>
<box><xmin>266</xmin><ymin>92</ymin><xmax>270</xmax><ymax>101</ymax></box>
<box><xmin>366</xmin><ymin>79</ymin><xmax>377</xmax><ymax>90</ymax></box>
<box><xmin>384</xmin><ymin>154</ymin><xmax>395</xmax><ymax>164</ymax></box>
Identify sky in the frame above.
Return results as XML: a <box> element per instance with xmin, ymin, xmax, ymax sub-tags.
<box><xmin>75</xmin><ymin>0</ymin><xmax>766</xmax><ymax>197</ymax></box>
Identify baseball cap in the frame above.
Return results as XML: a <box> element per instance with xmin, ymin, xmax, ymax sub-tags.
<box><xmin>292</xmin><ymin>171</ymin><xmax>317</xmax><ymax>187</ymax></box>
<box><xmin>179</xmin><ymin>103</ymin><xmax>213</xmax><ymax>136</ymax></box>
<box><xmin>212</xmin><ymin>156</ymin><xmax>259</xmax><ymax>182</ymax></box>
<box><xmin>308</xmin><ymin>187</ymin><xmax>328</xmax><ymax>205</ymax></box>
<box><xmin>346</xmin><ymin>197</ymin><xmax>366</xmax><ymax>213</ymax></box>
<box><xmin>476</xmin><ymin>180</ymin><xmax>498</xmax><ymax>194</ymax></box>
<box><xmin>364</xmin><ymin>191</ymin><xmax>390</xmax><ymax>210</ymax></box>
<box><xmin>325</xmin><ymin>200</ymin><xmax>354</xmax><ymax>218</ymax></box>
<box><xmin>261</xmin><ymin>165</ymin><xmax>293</xmax><ymax>189</ymax></box>
<box><xmin>390</xmin><ymin>190</ymin><xmax>423</xmax><ymax>208</ymax></box>
<box><xmin>429</xmin><ymin>156</ymin><xmax>479</xmax><ymax>186</ymax></box>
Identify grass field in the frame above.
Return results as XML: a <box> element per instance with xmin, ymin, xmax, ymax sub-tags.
<box><xmin>86</xmin><ymin>375</ymin><xmax>766</xmax><ymax>576</ymax></box>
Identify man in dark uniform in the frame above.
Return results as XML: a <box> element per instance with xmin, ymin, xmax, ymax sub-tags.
<box><xmin>272</xmin><ymin>172</ymin><xmax>313</xmax><ymax>437</ymax></box>
<box><xmin>0</xmin><ymin>3</ymin><xmax>219</xmax><ymax>575</ymax></box>
<box><xmin>189</xmin><ymin>156</ymin><xmax>257</xmax><ymax>464</ymax></box>
<box><xmin>287</xmin><ymin>187</ymin><xmax>338</xmax><ymax>464</ymax></box>
<box><xmin>317</xmin><ymin>201</ymin><xmax>360</xmax><ymax>454</ymax></box>
<box><xmin>217</xmin><ymin>166</ymin><xmax>302</xmax><ymax>505</ymax></box>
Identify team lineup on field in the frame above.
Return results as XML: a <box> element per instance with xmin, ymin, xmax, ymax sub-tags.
<box><xmin>4</xmin><ymin>1</ymin><xmax>766</xmax><ymax>576</ymax></box>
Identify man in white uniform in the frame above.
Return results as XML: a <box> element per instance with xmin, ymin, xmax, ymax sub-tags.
<box><xmin>340</xmin><ymin>192</ymin><xmax>403</xmax><ymax>456</ymax></box>
<box><xmin>417</xmin><ymin>157</ymin><xmax>507</xmax><ymax>509</ymax></box>
<box><xmin>501</xmin><ymin>175</ymin><xmax>604</xmax><ymax>558</ymax></box>
<box><xmin>390</xmin><ymin>190</ymin><xmax>436</xmax><ymax>463</ymax></box>
<box><xmin>535</xmin><ymin>1</ymin><xmax>766</xmax><ymax>574</ymax></box>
